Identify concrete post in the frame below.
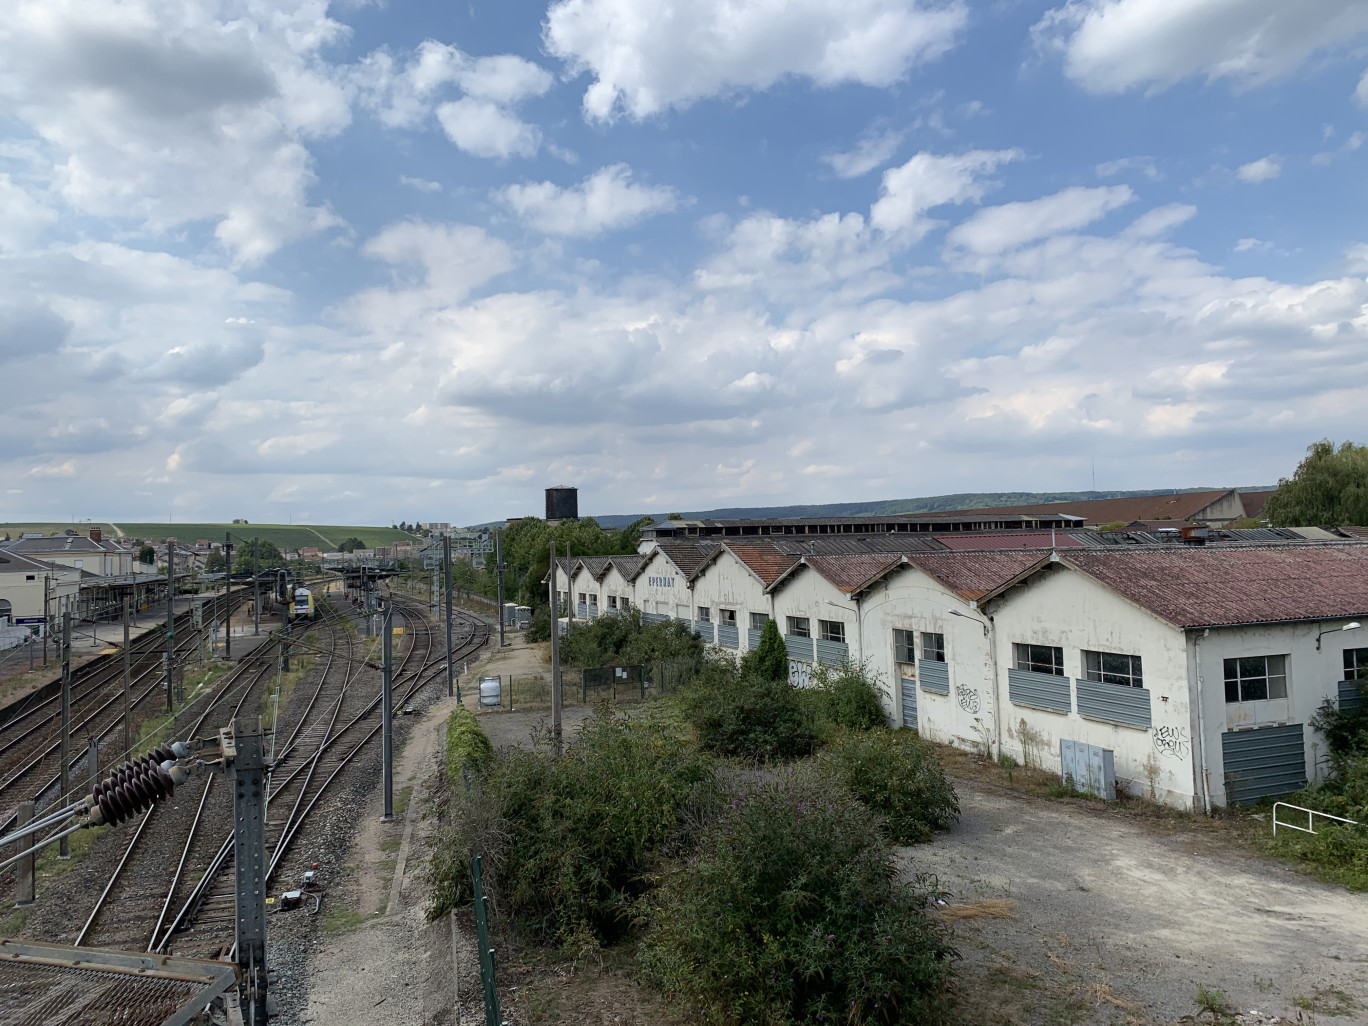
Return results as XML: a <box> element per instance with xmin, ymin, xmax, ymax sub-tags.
<box><xmin>444</xmin><ymin>535</ymin><xmax>454</xmax><ymax>700</ymax></box>
<box><xmin>87</xmin><ymin>737</ymin><xmax>99</xmax><ymax>799</ymax></box>
<box><xmin>60</xmin><ymin>613</ymin><xmax>71</xmax><ymax>858</ymax></box>
<box><xmin>382</xmin><ymin>606</ymin><xmax>393</xmax><ymax>822</ymax></box>
<box><xmin>549</xmin><ymin>542</ymin><xmax>562</xmax><ymax>758</ymax></box>
<box><xmin>122</xmin><ymin>597</ymin><xmax>131</xmax><ymax>757</ymax></box>
<box><xmin>14</xmin><ymin>801</ymin><xmax>35</xmax><ymax>906</ymax></box>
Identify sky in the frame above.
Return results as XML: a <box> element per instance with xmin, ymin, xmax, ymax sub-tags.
<box><xmin>3</xmin><ymin>0</ymin><xmax>1368</xmax><ymax>526</ymax></box>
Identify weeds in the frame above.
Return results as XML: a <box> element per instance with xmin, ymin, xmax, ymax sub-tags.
<box><xmin>820</xmin><ymin>728</ymin><xmax>959</xmax><ymax>844</ymax></box>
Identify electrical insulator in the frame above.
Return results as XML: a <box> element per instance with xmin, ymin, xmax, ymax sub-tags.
<box><xmin>83</xmin><ymin>743</ymin><xmax>191</xmax><ymax>826</ymax></box>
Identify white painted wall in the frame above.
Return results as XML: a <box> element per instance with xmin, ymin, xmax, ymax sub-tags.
<box><xmin>598</xmin><ymin>564</ymin><xmax>636</xmax><ymax>611</ymax></box>
<box><xmin>688</xmin><ymin>549</ymin><xmax>770</xmax><ymax>653</ymax></box>
<box><xmin>984</xmin><ymin>564</ymin><xmax>1196</xmax><ymax>808</ymax></box>
<box><xmin>1193</xmin><ymin>620</ymin><xmax>1361</xmax><ymax>806</ymax></box>
<box><xmin>633</xmin><ymin>550</ymin><xmax>691</xmax><ymax>617</ymax></box>
<box><xmin>0</xmin><ymin>569</ymin><xmax>81</xmax><ymax>627</ymax></box>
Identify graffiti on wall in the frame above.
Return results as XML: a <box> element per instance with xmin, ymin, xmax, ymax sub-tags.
<box><xmin>1152</xmin><ymin>725</ymin><xmax>1190</xmax><ymax>760</ymax></box>
<box><xmin>788</xmin><ymin>660</ymin><xmax>812</xmax><ymax>688</ymax></box>
<box><xmin>955</xmin><ymin>683</ymin><xmax>981</xmax><ymax>714</ymax></box>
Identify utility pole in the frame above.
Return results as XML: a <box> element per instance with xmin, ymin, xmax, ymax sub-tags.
<box><xmin>42</xmin><ymin>575</ymin><xmax>50</xmax><ymax>667</ymax></box>
<box><xmin>230</xmin><ymin>717</ymin><xmax>269</xmax><ymax>1025</ymax></box>
<box><xmin>122</xmin><ymin>596</ymin><xmax>131</xmax><ymax>756</ymax></box>
<box><xmin>279</xmin><ymin>571</ymin><xmax>289</xmax><ymax>673</ymax></box>
<box><xmin>443</xmin><ymin>535</ymin><xmax>454</xmax><ymax>700</ymax></box>
<box><xmin>252</xmin><ymin>538</ymin><xmax>260</xmax><ymax>636</ymax></box>
<box><xmin>224</xmin><ymin>537</ymin><xmax>233</xmax><ymax>660</ymax></box>
<box><xmin>548</xmin><ymin>541</ymin><xmax>562</xmax><ymax>758</ymax></box>
<box><xmin>565</xmin><ymin>544</ymin><xmax>574</xmax><ymax>626</ymax></box>
<box><xmin>60</xmin><ymin>612</ymin><xmax>71</xmax><ymax>857</ymax></box>
<box><xmin>496</xmin><ymin>528</ymin><xmax>505</xmax><ymax>648</ymax></box>
<box><xmin>166</xmin><ymin>540</ymin><xmax>176</xmax><ymax>710</ymax></box>
<box><xmin>382</xmin><ymin>605</ymin><xmax>393</xmax><ymax>822</ymax></box>
<box><xmin>87</xmin><ymin>736</ymin><xmax>100</xmax><ymax>799</ymax></box>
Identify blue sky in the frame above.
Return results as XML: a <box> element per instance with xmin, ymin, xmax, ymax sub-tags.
<box><xmin>3</xmin><ymin>0</ymin><xmax>1368</xmax><ymax>525</ymax></box>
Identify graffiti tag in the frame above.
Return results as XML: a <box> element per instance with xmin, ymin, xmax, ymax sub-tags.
<box><xmin>1152</xmin><ymin>725</ymin><xmax>1189</xmax><ymax>760</ymax></box>
<box><xmin>956</xmin><ymin>683</ymin><xmax>981</xmax><ymax>715</ymax></box>
<box><xmin>788</xmin><ymin>660</ymin><xmax>812</xmax><ymax>689</ymax></box>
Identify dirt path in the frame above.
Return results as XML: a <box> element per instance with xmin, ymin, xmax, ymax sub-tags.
<box><xmin>904</xmin><ymin>778</ymin><xmax>1368</xmax><ymax>1024</ymax></box>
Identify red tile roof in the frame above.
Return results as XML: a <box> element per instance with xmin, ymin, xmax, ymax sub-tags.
<box><xmin>802</xmin><ymin>554</ymin><xmax>906</xmax><ymax>595</ymax></box>
<box><xmin>937</xmin><ymin>531</ymin><xmax>1086</xmax><ymax>551</ymax></box>
<box><xmin>1060</xmin><ymin>546</ymin><xmax>1368</xmax><ymax>628</ymax></box>
<box><xmin>724</xmin><ymin>542</ymin><xmax>800</xmax><ymax>585</ymax></box>
<box><xmin>906</xmin><ymin>550</ymin><xmax>1049</xmax><ymax>600</ymax></box>
<box><xmin>1240</xmin><ymin>490</ymin><xmax>1274</xmax><ymax>519</ymax></box>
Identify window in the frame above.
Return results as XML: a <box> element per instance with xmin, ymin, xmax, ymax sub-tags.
<box><xmin>893</xmin><ymin>629</ymin><xmax>916</xmax><ymax>665</ymax></box>
<box><xmin>719</xmin><ymin>608</ymin><xmax>737</xmax><ymax>625</ymax></box>
<box><xmin>697</xmin><ymin>606</ymin><xmax>711</xmax><ymax>622</ymax></box>
<box><xmin>818</xmin><ymin>619</ymin><xmax>845</xmax><ymax>643</ymax></box>
<box><xmin>1083</xmin><ymin>650</ymin><xmax>1144</xmax><ymax>688</ymax></box>
<box><xmin>620</xmin><ymin>596</ymin><xmax>631</xmax><ymax>609</ymax></box>
<box><xmin>578</xmin><ymin>592</ymin><xmax>586</xmax><ymax>604</ymax></box>
<box><xmin>1345</xmin><ymin>648</ymin><xmax>1368</xmax><ymax>681</ymax></box>
<box><xmin>1014</xmin><ymin>643</ymin><xmax>1063</xmax><ymax>676</ymax></box>
<box><xmin>25</xmin><ymin>575</ymin><xmax>36</xmax><ymax>582</ymax></box>
<box><xmin>589</xmin><ymin>593</ymin><xmax>599</xmax><ymax>607</ymax></box>
<box><xmin>921</xmin><ymin>632</ymin><xmax>946</xmax><ymax>663</ymax></box>
<box><xmin>787</xmin><ymin>616</ymin><xmax>810</xmax><ymax>637</ymax></box>
<box><xmin>607</xmin><ymin>596</ymin><xmax>618</xmax><ymax>610</ymax></box>
<box><xmin>1224</xmin><ymin>655</ymin><xmax>1287</xmax><ymax>703</ymax></box>
<box><xmin>749</xmin><ymin>612</ymin><xmax>769</xmax><ymax>630</ymax></box>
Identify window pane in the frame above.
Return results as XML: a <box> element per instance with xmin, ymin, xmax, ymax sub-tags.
<box><xmin>698</xmin><ymin>607</ymin><xmax>710</xmax><ymax>621</ymax></box>
<box><xmin>750</xmin><ymin>612</ymin><xmax>769</xmax><ymax>630</ymax></box>
<box><xmin>893</xmin><ymin>629</ymin><xmax>915</xmax><ymax>664</ymax></box>
<box><xmin>1225</xmin><ymin>678</ymin><xmax>1240</xmax><ymax>703</ymax></box>
<box><xmin>1266</xmin><ymin>654</ymin><xmax>1286</xmax><ymax>677</ymax></box>
<box><xmin>819</xmin><ymin>620</ymin><xmax>844</xmax><ymax>643</ymax></box>
<box><xmin>1084</xmin><ymin>650</ymin><xmax>1101</xmax><ymax>676</ymax></box>
<box><xmin>1346</xmin><ymin>648</ymin><xmax>1368</xmax><ymax>680</ymax></box>
<box><xmin>1241</xmin><ymin>676</ymin><xmax>1269</xmax><ymax>702</ymax></box>
<box><xmin>787</xmin><ymin>617</ymin><xmax>810</xmax><ymax>637</ymax></box>
<box><xmin>1238</xmin><ymin>656</ymin><xmax>1266</xmax><ymax>679</ymax></box>
<box><xmin>922</xmin><ymin>632</ymin><xmax>945</xmax><ymax>662</ymax></box>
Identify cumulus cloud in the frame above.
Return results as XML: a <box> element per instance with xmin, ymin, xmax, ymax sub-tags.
<box><xmin>544</xmin><ymin>0</ymin><xmax>968</xmax><ymax>120</ymax></box>
<box><xmin>947</xmin><ymin>186</ymin><xmax>1135</xmax><ymax>257</ymax></box>
<box><xmin>1034</xmin><ymin>0</ymin><xmax>1368</xmax><ymax>94</ymax></box>
<box><xmin>1236</xmin><ymin>156</ymin><xmax>1281</xmax><ymax>183</ymax></box>
<box><xmin>869</xmin><ymin>149</ymin><xmax>1022</xmax><ymax>235</ymax></box>
<box><xmin>822</xmin><ymin>127</ymin><xmax>904</xmax><ymax>178</ymax></box>
<box><xmin>495</xmin><ymin>164</ymin><xmax>679</xmax><ymax>236</ymax></box>
<box><xmin>0</xmin><ymin>0</ymin><xmax>351</xmax><ymax>263</ymax></box>
<box><xmin>356</xmin><ymin>40</ymin><xmax>553</xmax><ymax>158</ymax></box>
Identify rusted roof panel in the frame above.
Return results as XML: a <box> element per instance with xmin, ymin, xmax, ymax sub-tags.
<box><xmin>802</xmin><ymin>554</ymin><xmax>905</xmax><ymax>595</ymax></box>
<box><xmin>906</xmin><ymin>550</ymin><xmax>1049</xmax><ymax>600</ymax></box>
<box><xmin>937</xmin><ymin>531</ymin><xmax>1087</xmax><ymax>551</ymax></box>
<box><xmin>724</xmin><ymin>542</ymin><xmax>800</xmax><ymax>585</ymax></box>
<box><xmin>1063</xmin><ymin>546</ymin><xmax>1368</xmax><ymax>628</ymax></box>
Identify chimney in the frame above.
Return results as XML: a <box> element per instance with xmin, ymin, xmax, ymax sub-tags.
<box><xmin>89</xmin><ymin>526</ymin><xmax>102</xmax><ymax>543</ymax></box>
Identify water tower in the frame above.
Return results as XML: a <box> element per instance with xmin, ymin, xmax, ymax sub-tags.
<box><xmin>545</xmin><ymin>486</ymin><xmax>579</xmax><ymax>525</ymax></box>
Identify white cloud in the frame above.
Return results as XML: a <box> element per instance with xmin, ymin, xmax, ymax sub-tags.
<box><xmin>0</xmin><ymin>0</ymin><xmax>351</xmax><ymax>263</ymax></box>
<box><xmin>1237</xmin><ymin>156</ymin><xmax>1281</xmax><ymax>183</ymax></box>
<box><xmin>947</xmin><ymin>185</ymin><xmax>1135</xmax><ymax>256</ymax></box>
<box><xmin>359</xmin><ymin>220</ymin><xmax>516</xmax><ymax>303</ymax></box>
<box><xmin>400</xmin><ymin>176</ymin><xmax>442</xmax><ymax>193</ymax></box>
<box><xmin>544</xmin><ymin>0</ymin><xmax>968</xmax><ymax>121</ymax></box>
<box><xmin>436</xmin><ymin>99</ymin><xmax>542</xmax><ymax>160</ymax></box>
<box><xmin>1035</xmin><ymin>0</ymin><xmax>1368</xmax><ymax>94</ymax></box>
<box><xmin>1235</xmin><ymin>237</ymin><xmax>1273</xmax><ymax>254</ymax></box>
<box><xmin>0</xmin><ymin>174</ymin><xmax>57</xmax><ymax>252</ymax></box>
<box><xmin>869</xmin><ymin>149</ymin><xmax>1022</xmax><ymax>234</ymax></box>
<box><xmin>356</xmin><ymin>40</ymin><xmax>553</xmax><ymax>159</ymax></box>
<box><xmin>1096</xmin><ymin>155</ymin><xmax>1159</xmax><ymax>180</ymax></box>
<box><xmin>1348</xmin><ymin>243</ymin><xmax>1368</xmax><ymax>273</ymax></box>
<box><xmin>822</xmin><ymin>127</ymin><xmax>904</xmax><ymax>178</ymax></box>
<box><xmin>496</xmin><ymin>164</ymin><xmax>679</xmax><ymax>236</ymax></box>
<box><xmin>1359</xmin><ymin>68</ymin><xmax>1368</xmax><ymax>106</ymax></box>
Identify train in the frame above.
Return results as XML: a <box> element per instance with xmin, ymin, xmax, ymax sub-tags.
<box><xmin>290</xmin><ymin>587</ymin><xmax>317</xmax><ymax>621</ymax></box>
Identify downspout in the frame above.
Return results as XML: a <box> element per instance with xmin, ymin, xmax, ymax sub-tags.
<box><xmin>987</xmin><ymin>613</ymin><xmax>1002</xmax><ymax>759</ymax></box>
<box><xmin>1188</xmin><ymin>629</ymin><xmax>1212</xmax><ymax>815</ymax></box>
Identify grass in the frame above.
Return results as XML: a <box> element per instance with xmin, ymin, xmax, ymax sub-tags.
<box><xmin>322</xmin><ymin>905</ymin><xmax>367</xmax><ymax>937</ymax></box>
<box><xmin>0</xmin><ymin>908</ymin><xmax>30</xmax><ymax>938</ymax></box>
<box><xmin>1294</xmin><ymin>984</ymin><xmax>1359</xmax><ymax>1016</ymax></box>
<box><xmin>0</xmin><ymin>522</ymin><xmax>420</xmax><ymax>550</ymax></box>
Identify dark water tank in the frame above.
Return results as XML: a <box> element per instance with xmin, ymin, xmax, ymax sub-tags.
<box><xmin>545</xmin><ymin>486</ymin><xmax>578</xmax><ymax>522</ymax></box>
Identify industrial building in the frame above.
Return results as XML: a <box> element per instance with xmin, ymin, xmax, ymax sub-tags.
<box><xmin>551</xmin><ymin>518</ymin><xmax>1368</xmax><ymax>811</ymax></box>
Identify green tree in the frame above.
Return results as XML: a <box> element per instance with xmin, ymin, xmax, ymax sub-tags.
<box><xmin>338</xmin><ymin>537</ymin><xmax>366</xmax><ymax>553</ymax></box>
<box><xmin>204</xmin><ymin>550</ymin><xmax>226</xmax><ymax>573</ymax></box>
<box><xmin>137</xmin><ymin>544</ymin><xmax>155</xmax><ymax>564</ymax></box>
<box><xmin>752</xmin><ymin>618</ymin><xmax>788</xmax><ymax>682</ymax></box>
<box><xmin>667</xmin><ymin>512</ymin><xmax>684</xmax><ymax>520</ymax></box>
<box><xmin>1264</xmin><ymin>439</ymin><xmax>1368</xmax><ymax>527</ymax></box>
<box><xmin>233</xmin><ymin>540</ymin><xmax>287</xmax><ymax>573</ymax></box>
<box><xmin>487</xmin><ymin>515</ymin><xmax>654</xmax><ymax>609</ymax></box>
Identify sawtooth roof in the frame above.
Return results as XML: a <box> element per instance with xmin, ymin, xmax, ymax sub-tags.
<box><xmin>801</xmin><ymin>553</ymin><xmax>906</xmax><ymax>595</ymax></box>
<box><xmin>906</xmin><ymin>550</ymin><xmax>1050</xmax><ymax>600</ymax></box>
<box><xmin>917</xmin><ymin>490</ymin><xmax>1237</xmax><ymax>526</ymax></box>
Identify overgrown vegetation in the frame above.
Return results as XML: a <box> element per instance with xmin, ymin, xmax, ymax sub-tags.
<box><xmin>641</xmin><ymin>770</ymin><xmax>954</xmax><ymax>1024</ymax></box>
<box><xmin>430</xmin><ymin>654</ymin><xmax>960</xmax><ymax>1023</ymax></box>
<box><xmin>473</xmin><ymin>515</ymin><xmax>654</xmax><ymax>610</ymax></box>
<box><xmin>445</xmin><ymin>705</ymin><xmax>493</xmax><ymax>781</ymax></box>
<box><xmin>1264</xmin><ymin>688</ymin><xmax>1368</xmax><ymax>889</ymax></box>
<box><xmin>558</xmin><ymin>607</ymin><xmax>704</xmax><ymax>670</ymax></box>
<box><xmin>821</xmin><ymin>729</ymin><xmax>960</xmax><ymax>844</ymax></box>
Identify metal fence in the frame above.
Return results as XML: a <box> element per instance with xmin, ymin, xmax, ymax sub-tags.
<box><xmin>471</xmin><ymin>853</ymin><xmax>501</xmax><ymax>1026</ymax></box>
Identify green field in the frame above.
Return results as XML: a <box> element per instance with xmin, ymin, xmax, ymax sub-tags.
<box><xmin>0</xmin><ymin>522</ymin><xmax>422</xmax><ymax>550</ymax></box>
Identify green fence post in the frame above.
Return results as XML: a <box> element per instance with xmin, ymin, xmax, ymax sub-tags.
<box><xmin>471</xmin><ymin>853</ymin><xmax>501</xmax><ymax>1026</ymax></box>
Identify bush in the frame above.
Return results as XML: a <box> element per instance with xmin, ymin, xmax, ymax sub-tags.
<box><xmin>441</xmin><ymin>713</ymin><xmax>715</xmax><ymax>943</ymax></box>
<box><xmin>559</xmin><ymin>607</ymin><xmax>704</xmax><ymax>672</ymax></box>
<box><xmin>641</xmin><ymin>771</ymin><xmax>954</xmax><ymax>1024</ymax></box>
<box><xmin>683</xmin><ymin>665</ymin><xmax>817</xmax><ymax>762</ymax></box>
<box><xmin>822</xmin><ymin>730</ymin><xmax>959</xmax><ymax>844</ymax></box>
<box><xmin>525</xmin><ymin>604</ymin><xmax>552</xmax><ymax>642</ymax></box>
<box><xmin>444</xmin><ymin>706</ymin><xmax>493</xmax><ymax>782</ymax></box>
<box><xmin>803</xmin><ymin>663</ymin><xmax>888</xmax><ymax>740</ymax></box>
<box><xmin>747</xmin><ymin>618</ymin><xmax>788</xmax><ymax>682</ymax></box>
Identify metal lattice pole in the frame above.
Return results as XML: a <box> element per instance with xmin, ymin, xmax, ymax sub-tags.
<box><xmin>382</xmin><ymin>605</ymin><xmax>394</xmax><ymax>822</ymax></box>
<box><xmin>231</xmin><ymin>718</ymin><xmax>268</xmax><ymax>1024</ymax></box>
<box><xmin>60</xmin><ymin>612</ymin><xmax>71</xmax><ymax>858</ymax></box>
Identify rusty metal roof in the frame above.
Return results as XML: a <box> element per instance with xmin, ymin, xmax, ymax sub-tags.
<box><xmin>1052</xmin><ymin>546</ymin><xmax>1368</xmax><ymax>628</ymax></box>
<box><xmin>654</xmin><ymin>541</ymin><xmax>719</xmax><ymax>577</ymax></box>
<box><xmin>722</xmin><ymin>542</ymin><xmax>800</xmax><ymax>585</ymax></box>
<box><xmin>605</xmin><ymin>554</ymin><xmax>647</xmax><ymax>580</ymax></box>
<box><xmin>915</xmin><ymin>489</ymin><xmax>1238</xmax><ymax>526</ymax></box>
<box><xmin>0</xmin><ymin>939</ymin><xmax>238</xmax><ymax>1026</ymax></box>
<box><xmin>906</xmin><ymin>550</ymin><xmax>1051</xmax><ymax>600</ymax></box>
<box><xmin>800</xmin><ymin>554</ymin><xmax>907</xmax><ymax>595</ymax></box>
<box><xmin>936</xmin><ymin>531</ymin><xmax>1089</xmax><ymax>551</ymax></box>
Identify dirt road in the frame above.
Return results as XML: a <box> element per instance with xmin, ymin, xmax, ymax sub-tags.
<box><xmin>904</xmin><ymin>778</ymin><xmax>1368</xmax><ymax>1024</ymax></box>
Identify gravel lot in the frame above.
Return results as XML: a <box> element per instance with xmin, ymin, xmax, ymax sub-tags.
<box><xmin>905</xmin><ymin>777</ymin><xmax>1368</xmax><ymax>1025</ymax></box>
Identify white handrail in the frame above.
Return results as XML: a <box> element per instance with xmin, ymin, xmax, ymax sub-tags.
<box><xmin>1272</xmin><ymin>801</ymin><xmax>1358</xmax><ymax>837</ymax></box>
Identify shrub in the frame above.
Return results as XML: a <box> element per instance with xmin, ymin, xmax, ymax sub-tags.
<box><xmin>821</xmin><ymin>729</ymin><xmax>959</xmax><ymax>844</ymax></box>
<box><xmin>560</xmin><ymin>607</ymin><xmax>704</xmax><ymax>672</ymax></box>
<box><xmin>683</xmin><ymin>668</ymin><xmax>817</xmax><ymax>762</ymax></box>
<box><xmin>444</xmin><ymin>705</ymin><xmax>493</xmax><ymax>782</ymax></box>
<box><xmin>803</xmin><ymin>663</ymin><xmax>888</xmax><ymax>740</ymax></box>
<box><xmin>641</xmin><ymin>771</ymin><xmax>954</xmax><ymax>1024</ymax></box>
<box><xmin>751</xmin><ymin>619</ymin><xmax>789</xmax><ymax>682</ymax></box>
<box><xmin>441</xmin><ymin>713</ymin><xmax>715</xmax><ymax>943</ymax></box>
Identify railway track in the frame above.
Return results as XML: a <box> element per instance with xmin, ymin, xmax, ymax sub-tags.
<box><xmin>64</xmin><ymin>593</ymin><xmax>491</xmax><ymax>957</ymax></box>
<box><xmin>0</xmin><ymin>591</ymin><xmax>253</xmax><ymax>835</ymax></box>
